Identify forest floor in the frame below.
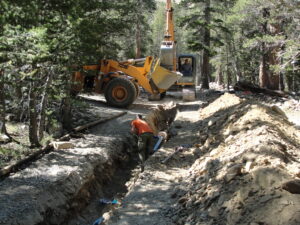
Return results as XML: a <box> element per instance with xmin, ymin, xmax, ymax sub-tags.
<box><xmin>0</xmin><ymin>84</ymin><xmax>300</xmax><ymax>225</ymax></box>
<box><xmin>0</xmin><ymin>99</ymin><xmax>110</xmax><ymax>169</ymax></box>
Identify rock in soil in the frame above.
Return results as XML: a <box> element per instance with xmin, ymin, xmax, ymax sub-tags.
<box><xmin>282</xmin><ymin>180</ymin><xmax>300</xmax><ymax>194</ymax></box>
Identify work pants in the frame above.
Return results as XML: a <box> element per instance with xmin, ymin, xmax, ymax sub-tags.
<box><xmin>138</xmin><ymin>132</ymin><xmax>154</xmax><ymax>168</ymax></box>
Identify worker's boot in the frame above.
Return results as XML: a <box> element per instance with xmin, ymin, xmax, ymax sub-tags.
<box><xmin>140</xmin><ymin>164</ymin><xmax>144</xmax><ymax>172</ymax></box>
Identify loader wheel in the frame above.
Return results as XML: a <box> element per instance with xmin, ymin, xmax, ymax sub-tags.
<box><xmin>105</xmin><ymin>77</ymin><xmax>137</xmax><ymax>108</ymax></box>
<box><xmin>132</xmin><ymin>82</ymin><xmax>140</xmax><ymax>99</ymax></box>
<box><xmin>160</xmin><ymin>91</ymin><xmax>166</xmax><ymax>99</ymax></box>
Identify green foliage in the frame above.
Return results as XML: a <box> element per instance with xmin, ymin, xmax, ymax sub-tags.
<box><xmin>178</xmin><ymin>0</ymin><xmax>231</xmax><ymax>54</ymax></box>
<box><xmin>1</xmin><ymin>0</ymin><xmax>299</xmax><ymax>143</ymax></box>
<box><xmin>177</xmin><ymin>0</ymin><xmax>299</xmax><ymax>90</ymax></box>
<box><xmin>226</xmin><ymin>0</ymin><xmax>299</xmax><ymax>88</ymax></box>
<box><xmin>0</xmin><ymin>0</ymin><xmax>158</xmax><ymax>142</ymax></box>
<box><xmin>150</xmin><ymin>1</ymin><xmax>166</xmax><ymax>56</ymax></box>
<box><xmin>243</xmin><ymin>35</ymin><xmax>285</xmax><ymax>49</ymax></box>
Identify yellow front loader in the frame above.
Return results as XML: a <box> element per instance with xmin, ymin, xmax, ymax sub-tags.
<box><xmin>71</xmin><ymin>56</ymin><xmax>181</xmax><ymax>108</ymax></box>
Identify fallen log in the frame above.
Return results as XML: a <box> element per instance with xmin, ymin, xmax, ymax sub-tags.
<box><xmin>73</xmin><ymin>111</ymin><xmax>127</xmax><ymax>132</ymax></box>
<box><xmin>234</xmin><ymin>81</ymin><xmax>286</xmax><ymax>97</ymax></box>
<box><xmin>0</xmin><ymin>111</ymin><xmax>127</xmax><ymax>179</ymax></box>
<box><xmin>58</xmin><ymin>111</ymin><xmax>127</xmax><ymax>141</ymax></box>
<box><xmin>0</xmin><ymin>144</ymin><xmax>53</xmax><ymax>179</ymax></box>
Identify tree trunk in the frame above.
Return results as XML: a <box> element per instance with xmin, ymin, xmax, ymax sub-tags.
<box><xmin>279</xmin><ymin>72</ymin><xmax>285</xmax><ymax>91</ymax></box>
<box><xmin>286</xmin><ymin>72</ymin><xmax>293</xmax><ymax>92</ymax></box>
<box><xmin>259</xmin><ymin>47</ymin><xmax>280</xmax><ymax>90</ymax></box>
<box><xmin>0</xmin><ymin>70</ymin><xmax>7</xmax><ymax>134</ymax></box>
<box><xmin>259</xmin><ymin>9</ymin><xmax>270</xmax><ymax>89</ymax></box>
<box><xmin>259</xmin><ymin>45</ymin><xmax>270</xmax><ymax>88</ymax></box>
<box><xmin>15</xmin><ymin>82</ymin><xmax>23</xmax><ymax>121</ymax></box>
<box><xmin>216</xmin><ymin>64</ymin><xmax>224</xmax><ymax>85</ymax></box>
<box><xmin>251</xmin><ymin>63</ymin><xmax>256</xmax><ymax>84</ymax></box>
<box><xmin>231</xmin><ymin>40</ymin><xmax>242</xmax><ymax>82</ymax></box>
<box><xmin>61</xmin><ymin>74</ymin><xmax>73</xmax><ymax>132</ymax></box>
<box><xmin>38</xmin><ymin>73</ymin><xmax>53</xmax><ymax>141</ymax></box>
<box><xmin>279</xmin><ymin>45</ymin><xmax>285</xmax><ymax>91</ymax></box>
<box><xmin>226</xmin><ymin>44</ymin><xmax>231</xmax><ymax>90</ymax></box>
<box><xmin>268</xmin><ymin>50</ymin><xmax>280</xmax><ymax>90</ymax></box>
<box><xmin>61</xmin><ymin>97</ymin><xmax>72</xmax><ymax>132</ymax></box>
<box><xmin>268</xmin><ymin>23</ymin><xmax>281</xmax><ymax>90</ymax></box>
<box><xmin>135</xmin><ymin>19</ymin><xmax>142</xmax><ymax>59</ymax></box>
<box><xmin>29</xmin><ymin>81</ymin><xmax>40</xmax><ymax>147</ymax></box>
<box><xmin>227</xmin><ymin>70</ymin><xmax>232</xmax><ymax>90</ymax></box>
<box><xmin>293</xmin><ymin>67</ymin><xmax>299</xmax><ymax>91</ymax></box>
<box><xmin>259</xmin><ymin>8</ymin><xmax>280</xmax><ymax>90</ymax></box>
<box><xmin>201</xmin><ymin>0</ymin><xmax>210</xmax><ymax>89</ymax></box>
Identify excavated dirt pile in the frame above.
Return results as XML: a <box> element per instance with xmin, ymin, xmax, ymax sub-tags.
<box><xmin>172</xmin><ymin>93</ymin><xmax>300</xmax><ymax>225</ymax></box>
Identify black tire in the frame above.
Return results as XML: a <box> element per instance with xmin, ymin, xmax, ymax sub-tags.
<box><xmin>104</xmin><ymin>77</ymin><xmax>137</xmax><ymax>108</ymax></box>
<box><xmin>160</xmin><ymin>91</ymin><xmax>167</xmax><ymax>99</ymax></box>
<box><xmin>132</xmin><ymin>81</ymin><xmax>140</xmax><ymax>99</ymax></box>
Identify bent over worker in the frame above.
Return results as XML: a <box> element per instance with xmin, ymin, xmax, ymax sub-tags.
<box><xmin>131</xmin><ymin>114</ymin><xmax>154</xmax><ymax>172</ymax></box>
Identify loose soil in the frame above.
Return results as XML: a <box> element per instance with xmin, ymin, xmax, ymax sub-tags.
<box><xmin>105</xmin><ymin>92</ymin><xmax>300</xmax><ymax>225</ymax></box>
<box><xmin>0</xmin><ymin>86</ymin><xmax>300</xmax><ymax>225</ymax></box>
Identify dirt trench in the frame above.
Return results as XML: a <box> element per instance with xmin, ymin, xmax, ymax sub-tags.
<box><xmin>4</xmin><ymin>90</ymin><xmax>298</xmax><ymax>225</ymax></box>
<box><xmin>42</xmin><ymin>105</ymin><xmax>150</xmax><ymax>225</ymax></box>
<box><xmin>0</xmin><ymin>100</ymin><xmax>143</xmax><ymax>225</ymax></box>
<box><xmin>64</xmin><ymin>98</ymin><xmax>184</xmax><ymax>225</ymax></box>
<box><xmin>0</xmin><ymin>93</ymin><xmax>193</xmax><ymax>225</ymax></box>
<box><xmin>63</xmin><ymin>148</ymin><xmax>139</xmax><ymax>225</ymax></box>
<box><xmin>0</xmin><ymin>129</ymin><xmax>136</xmax><ymax>225</ymax></box>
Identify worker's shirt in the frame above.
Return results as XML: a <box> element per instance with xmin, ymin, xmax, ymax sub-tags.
<box><xmin>181</xmin><ymin>63</ymin><xmax>192</xmax><ymax>72</ymax></box>
<box><xmin>131</xmin><ymin>119</ymin><xmax>153</xmax><ymax>136</ymax></box>
<box><xmin>181</xmin><ymin>63</ymin><xmax>192</xmax><ymax>76</ymax></box>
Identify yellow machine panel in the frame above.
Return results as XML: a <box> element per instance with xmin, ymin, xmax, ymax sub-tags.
<box><xmin>151</xmin><ymin>60</ymin><xmax>181</xmax><ymax>90</ymax></box>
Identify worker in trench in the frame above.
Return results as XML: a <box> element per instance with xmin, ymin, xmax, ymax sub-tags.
<box><xmin>131</xmin><ymin>114</ymin><xmax>155</xmax><ymax>172</ymax></box>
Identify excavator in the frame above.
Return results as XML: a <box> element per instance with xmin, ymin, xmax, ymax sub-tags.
<box><xmin>71</xmin><ymin>56</ymin><xmax>181</xmax><ymax>108</ymax></box>
<box><xmin>160</xmin><ymin>0</ymin><xmax>199</xmax><ymax>88</ymax></box>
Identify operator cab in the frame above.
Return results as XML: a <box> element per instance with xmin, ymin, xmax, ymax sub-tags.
<box><xmin>179</xmin><ymin>57</ymin><xmax>193</xmax><ymax>77</ymax></box>
<box><xmin>177</xmin><ymin>54</ymin><xmax>199</xmax><ymax>86</ymax></box>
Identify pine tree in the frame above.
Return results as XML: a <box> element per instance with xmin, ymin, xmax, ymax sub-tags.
<box><xmin>179</xmin><ymin>0</ymin><xmax>230</xmax><ymax>89</ymax></box>
<box><xmin>224</xmin><ymin>0</ymin><xmax>299</xmax><ymax>91</ymax></box>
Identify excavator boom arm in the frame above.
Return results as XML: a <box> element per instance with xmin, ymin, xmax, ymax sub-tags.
<box><xmin>165</xmin><ymin>0</ymin><xmax>175</xmax><ymax>42</ymax></box>
<box><xmin>160</xmin><ymin>0</ymin><xmax>177</xmax><ymax>71</ymax></box>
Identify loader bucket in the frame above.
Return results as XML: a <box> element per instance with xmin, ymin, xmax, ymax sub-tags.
<box><xmin>150</xmin><ymin>60</ymin><xmax>182</xmax><ymax>90</ymax></box>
